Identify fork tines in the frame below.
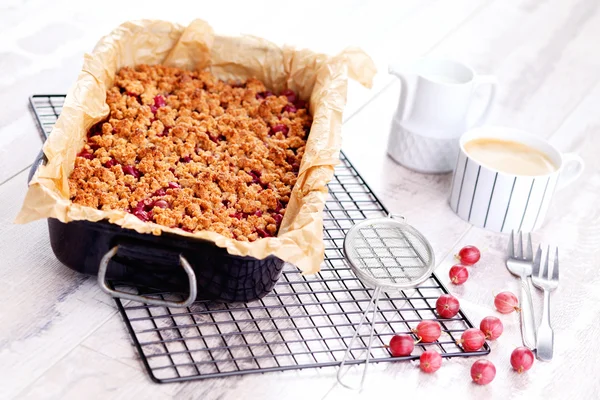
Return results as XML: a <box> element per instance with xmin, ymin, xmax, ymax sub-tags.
<box><xmin>533</xmin><ymin>245</ymin><xmax>559</xmax><ymax>283</ymax></box>
<box><xmin>509</xmin><ymin>230</ymin><xmax>533</xmax><ymax>260</ymax></box>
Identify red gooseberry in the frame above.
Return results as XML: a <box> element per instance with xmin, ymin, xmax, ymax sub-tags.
<box><xmin>133</xmin><ymin>210</ymin><xmax>150</xmax><ymax>222</ymax></box>
<box><xmin>388</xmin><ymin>334</ymin><xmax>414</xmax><ymax>357</ymax></box>
<box><xmin>122</xmin><ymin>165</ymin><xmax>141</xmax><ymax>179</ymax></box>
<box><xmin>270</xmin><ymin>124</ymin><xmax>289</xmax><ymax>136</ymax></box>
<box><xmin>281</xmin><ymin>88</ymin><xmax>297</xmax><ymax>103</ymax></box>
<box><xmin>104</xmin><ymin>158</ymin><xmax>117</xmax><ymax>168</ymax></box>
<box><xmin>419</xmin><ymin>351</ymin><xmax>442</xmax><ymax>373</ymax></box>
<box><xmin>295</xmin><ymin>99</ymin><xmax>307</xmax><ymax>109</ymax></box>
<box><xmin>435</xmin><ymin>294</ymin><xmax>460</xmax><ymax>319</ymax></box>
<box><xmin>154</xmin><ymin>95</ymin><xmax>166</xmax><ymax>108</ymax></box>
<box><xmin>457</xmin><ymin>328</ymin><xmax>486</xmax><ymax>351</ymax></box>
<box><xmin>283</xmin><ymin>104</ymin><xmax>297</xmax><ymax>113</ymax></box>
<box><xmin>456</xmin><ymin>245</ymin><xmax>481</xmax><ymax>265</ymax></box>
<box><xmin>153</xmin><ymin>188</ymin><xmax>166</xmax><ymax>197</ymax></box>
<box><xmin>152</xmin><ymin>200</ymin><xmax>169</xmax><ymax>209</ymax></box>
<box><xmin>494</xmin><ymin>291</ymin><xmax>520</xmax><ymax>314</ymax></box>
<box><xmin>510</xmin><ymin>347</ymin><xmax>534</xmax><ymax>373</ymax></box>
<box><xmin>480</xmin><ymin>316</ymin><xmax>503</xmax><ymax>340</ymax></box>
<box><xmin>77</xmin><ymin>149</ymin><xmax>94</xmax><ymax>160</ymax></box>
<box><xmin>449</xmin><ymin>265</ymin><xmax>469</xmax><ymax>285</ymax></box>
<box><xmin>257</xmin><ymin>228</ymin><xmax>271</xmax><ymax>238</ymax></box>
<box><xmin>471</xmin><ymin>360</ymin><xmax>496</xmax><ymax>385</ymax></box>
<box><xmin>256</xmin><ymin>91</ymin><xmax>274</xmax><ymax>99</ymax></box>
<box><xmin>413</xmin><ymin>320</ymin><xmax>441</xmax><ymax>343</ymax></box>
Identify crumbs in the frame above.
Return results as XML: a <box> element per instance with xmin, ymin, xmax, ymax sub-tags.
<box><xmin>68</xmin><ymin>64</ymin><xmax>311</xmax><ymax>241</ymax></box>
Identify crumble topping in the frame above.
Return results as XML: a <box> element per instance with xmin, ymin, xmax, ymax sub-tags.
<box><xmin>68</xmin><ymin>64</ymin><xmax>311</xmax><ymax>241</ymax></box>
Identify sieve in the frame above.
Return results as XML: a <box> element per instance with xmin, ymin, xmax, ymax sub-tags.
<box><xmin>336</xmin><ymin>214</ymin><xmax>436</xmax><ymax>391</ymax></box>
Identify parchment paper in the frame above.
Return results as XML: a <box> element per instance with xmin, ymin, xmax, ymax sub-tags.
<box><xmin>15</xmin><ymin>19</ymin><xmax>376</xmax><ymax>274</ymax></box>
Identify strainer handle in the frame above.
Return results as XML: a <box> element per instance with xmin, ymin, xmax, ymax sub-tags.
<box><xmin>336</xmin><ymin>286</ymin><xmax>382</xmax><ymax>391</ymax></box>
<box><xmin>388</xmin><ymin>213</ymin><xmax>406</xmax><ymax>221</ymax></box>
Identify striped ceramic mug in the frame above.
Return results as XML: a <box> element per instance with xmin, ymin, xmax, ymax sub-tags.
<box><xmin>449</xmin><ymin>126</ymin><xmax>584</xmax><ymax>232</ymax></box>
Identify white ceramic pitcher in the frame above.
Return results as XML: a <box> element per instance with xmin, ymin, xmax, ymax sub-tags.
<box><xmin>389</xmin><ymin>58</ymin><xmax>497</xmax><ymax>129</ymax></box>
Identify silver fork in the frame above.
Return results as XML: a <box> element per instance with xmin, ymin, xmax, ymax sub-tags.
<box><xmin>506</xmin><ymin>231</ymin><xmax>537</xmax><ymax>349</ymax></box>
<box><xmin>532</xmin><ymin>245</ymin><xmax>559</xmax><ymax>361</ymax></box>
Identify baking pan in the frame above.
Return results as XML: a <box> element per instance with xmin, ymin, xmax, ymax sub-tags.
<box><xmin>28</xmin><ymin>149</ymin><xmax>286</xmax><ymax>306</ymax></box>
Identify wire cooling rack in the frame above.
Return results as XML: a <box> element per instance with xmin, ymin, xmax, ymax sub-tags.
<box><xmin>30</xmin><ymin>94</ymin><xmax>490</xmax><ymax>384</ymax></box>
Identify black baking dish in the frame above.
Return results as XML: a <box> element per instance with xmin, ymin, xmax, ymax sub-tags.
<box><xmin>28</xmin><ymin>152</ymin><xmax>286</xmax><ymax>306</ymax></box>
<box><xmin>48</xmin><ymin>218</ymin><xmax>285</xmax><ymax>303</ymax></box>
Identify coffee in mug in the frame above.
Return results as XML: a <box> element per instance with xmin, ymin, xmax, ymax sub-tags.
<box><xmin>464</xmin><ymin>138</ymin><xmax>557</xmax><ymax>176</ymax></box>
<box><xmin>449</xmin><ymin>126</ymin><xmax>584</xmax><ymax>233</ymax></box>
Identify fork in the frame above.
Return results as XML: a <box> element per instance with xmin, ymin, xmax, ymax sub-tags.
<box><xmin>532</xmin><ymin>245</ymin><xmax>559</xmax><ymax>361</ymax></box>
<box><xmin>506</xmin><ymin>231</ymin><xmax>537</xmax><ymax>350</ymax></box>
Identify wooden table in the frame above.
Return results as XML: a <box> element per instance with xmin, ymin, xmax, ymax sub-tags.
<box><xmin>2</xmin><ymin>0</ymin><xmax>599</xmax><ymax>398</ymax></box>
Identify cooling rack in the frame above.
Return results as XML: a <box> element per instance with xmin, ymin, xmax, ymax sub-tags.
<box><xmin>30</xmin><ymin>94</ymin><xmax>489</xmax><ymax>384</ymax></box>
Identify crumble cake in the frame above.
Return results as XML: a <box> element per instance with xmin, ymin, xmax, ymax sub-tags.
<box><xmin>68</xmin><ymin>65</ymin><xmax>311</xmax><ymax>241</ymax></box>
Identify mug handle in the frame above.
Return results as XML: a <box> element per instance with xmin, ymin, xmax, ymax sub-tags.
<box><xmin>470</xmin><ymin>75</ymin><xmax>498</xmax><ymax>127</ymax></box>
<box><xmin>556</xmin><ymin>153</ymin><xmax>585</xmax><ymax>190</ymax></box>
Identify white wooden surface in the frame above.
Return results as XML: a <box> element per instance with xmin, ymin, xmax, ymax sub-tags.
<box><xmin>2</xmin><ymin>0</ymin><xmax>600</xmax><ymax>399</ymax></box>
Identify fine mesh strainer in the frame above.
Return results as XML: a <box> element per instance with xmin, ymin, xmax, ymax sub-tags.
<box><xmin>337</xmin><ymin>214</ymin><xmax>436</xmax><ymax>391</ymax></box>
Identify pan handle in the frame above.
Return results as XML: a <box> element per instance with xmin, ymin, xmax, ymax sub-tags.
<box><xmin>97</xmin><ymin>246</ymin><xmax>198</xmax><ymax>307</ymax></box>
